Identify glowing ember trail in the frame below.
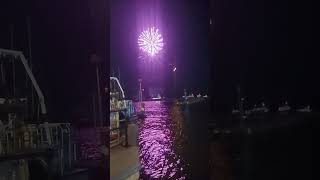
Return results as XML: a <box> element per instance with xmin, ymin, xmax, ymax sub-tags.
<box><xmin>138</xmin><ymin>27</ymin><xmax>164</xmax><ymax>57</ymax></box>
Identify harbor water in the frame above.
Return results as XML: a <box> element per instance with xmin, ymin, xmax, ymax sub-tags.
<box><xmin>136</xmin><ymin>101</ymin><xmax>210</xmax><ymax>179</ymax></box>
<box><xmin>210</xmin><ymin>112</ymin><xmax>313</xmax><ymax>180</ymax></box>
<box><xmin>76</xmin><ymin>100</ymin><xmax>312</xmax><ymax>180</ymax></box>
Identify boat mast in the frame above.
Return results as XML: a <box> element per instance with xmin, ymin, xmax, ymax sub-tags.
<box><xmin>10</xmin><ymin>24</ymin><xmax>16</xmax><ymax>97</ymax></box>
<box><xmin>0</xmin><ymin>61</ymin><xmax>4</xmax><ymax>86</ymax></box>
<box><xmin>118</xmin><ymin>66</ymin><xmax>121</xmax><ymax>83</ymax></box>
<box><xmin>27</xmin><ymin>16</ymin><xmax>36</xmax><ymax>121</ymax></box>
<box><xmin>138</xmin><ymin>78</ymin><xmax>142</xmax><ymax>102</ymax></box>
<box><xmin>237</xmin><ymin>85</ymin><xmax>245</xmax><ymax>125</ymax></box>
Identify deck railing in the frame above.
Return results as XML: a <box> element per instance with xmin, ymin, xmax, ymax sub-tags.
<box><xmin>0</xmin><ymin>122</ymin><xmax>75</xmax><ymax>176</ymax></box>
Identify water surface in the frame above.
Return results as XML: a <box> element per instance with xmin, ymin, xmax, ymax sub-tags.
<box><xmin>137</xmin><ymin>101</ymin><xmax>210</xmax><ymax>179</ymax></box>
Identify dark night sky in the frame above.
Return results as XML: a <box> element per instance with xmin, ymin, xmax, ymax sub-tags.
<box><xmin>211</xmin><ymin>0</ymin><xmax>316</xmax><ymax>111</ymax></box>
<box><xmin>0</xmin><ymin>0</ymin><xmax>316</xmax><ymax>116</ymax></box>
<box><xmin>111</xmin><ymin>0</ymin><xmax>317</xmax><ymax>111</ymax></box>
<box><xmin>0</xmin><ymin>0</ymin><xmax>108</xmax><ymax>122</ymax></box>
<box><xmin>111</xmin><ymin>0</ymin><xmax>210</xmax><ymax>98</ymax></box>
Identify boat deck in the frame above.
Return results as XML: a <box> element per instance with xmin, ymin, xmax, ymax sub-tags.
<box><xmin>0</xmin><ymin>147</ymin><xmax>52</xmax><ymax>162</ymax></box>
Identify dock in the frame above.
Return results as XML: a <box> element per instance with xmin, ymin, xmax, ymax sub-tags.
<box><xmin>110</xmin><ymin>145</ymin><xmax>140</xmax><ymax>180</ymax></box>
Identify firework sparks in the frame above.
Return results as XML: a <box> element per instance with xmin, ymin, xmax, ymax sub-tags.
<box><xmin>138</xmin><ymin>27</ymin><xmax>164</xmax><ymax>57</ymax></box>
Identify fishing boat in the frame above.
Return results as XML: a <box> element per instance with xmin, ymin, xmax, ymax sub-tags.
<box><xmin>0</xmin><ymin>48</ymin><xmax>82</xmax><ymax>179</ymax></box>
<box><xmin>110</xmin><ymin>77</ymin><xmax>137</xmax><ymax>147</ymax></box>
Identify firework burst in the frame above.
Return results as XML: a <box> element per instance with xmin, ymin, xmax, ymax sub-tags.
<box><xmin>138</xmin><ymin>27</ymin><xmax>164</xmax><ymax>57</ymax></box>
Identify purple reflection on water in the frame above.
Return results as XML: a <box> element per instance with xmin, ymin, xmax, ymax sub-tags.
<box><xmin>136</xmin><ymin>101</ymin><xmax>188</xmax><ymax>179</ymax></box>
<box><xmin>73</xmin><ymin>127</ymin><xmax>106</xmax><ymax>160</ymax></box>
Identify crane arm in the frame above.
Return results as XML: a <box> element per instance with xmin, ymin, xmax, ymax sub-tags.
<box><xmin>0</xmin><ymin>48</ymin><xmax>47</xmax><ymax>115</ymax></box>
<box><xmin>110</xmin><ymin>76</ymin><xmax>125</xmax><ymax>99</ymax></box>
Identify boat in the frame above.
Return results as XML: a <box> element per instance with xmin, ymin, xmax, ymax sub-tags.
<box><xmin>251</xmin><ymin>102</ymin><xmax>269</xmax><ymax>113</ymax></box>
<box><xmin>149</xmin><ymin>94</ymin><xmax>163</xmax><ymax>101</ymax></box>
<box><xmin>297</xmin><ymin>105</ymin><xmax>312</xmax><ymax>112</ymax></box>
<box><xmin>177</xmin><ymin>90</ymin><xmax>207</xmax><ymax>105</ymax></box>
<box><xmin>0</xmin><ymin>48</ymin><xmax>83</xmax><ymax>179</ymax></box>
<box><xmin>278</xmin><ymin>101</ymin><xmax>291</xmax><ymax>112</ymax></box>
<box><xmin>110</xmin><ymin>76</ymin><xmax>137</xmax><ymax>147</ymax></box>
<box><xmin>232</xmin><ymin>109</ymin><xmax>240</xmax><ymax>114</ymax></box>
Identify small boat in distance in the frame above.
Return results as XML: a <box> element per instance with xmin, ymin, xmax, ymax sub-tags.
<box><xmin>177</xmin><ymin>90</ymin><xmax>207</xmax><ymax>105</ymax></box>
<box><xmin>297</xmin><ymin>105</ymin><xmax>312</xmax><ymax>112</ymax></box>
<box><xmin>251</xmin><ymin>102</ymin><xmax>269</xmax><ymax>113</ymax></box>
<box><xmin>278</xmin><ymin>101</ymin><xmax>291</xmax><ymax>112</ymax></box>
<box><xmin>232</xmin><ymin>109</ymin><xmax>240</xmax><ymax>114</ymax></box>
<box><xmin>150</xmin><ymin>94</ymin><xmax>163</xmax><ymax>101</ymax></box>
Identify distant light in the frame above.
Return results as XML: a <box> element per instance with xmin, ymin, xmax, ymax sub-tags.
<box><xmin>210</xmin><ymin>18</ymin><xmax>212</xmax><ymax>25</ymax></box>
<box><xmin>152</xmin><ymin>97</ymin><xmax>161</xmax><ymax>100</ymax></box>
<box><xmin>138</xmin><ymin>27</ymin><xmax>164</xmax><ymax>57</ymax></box>
<box><xmin>173</xmin><ymin>67</ymin><xmax>177</xmax><ymax>72</ymax></box>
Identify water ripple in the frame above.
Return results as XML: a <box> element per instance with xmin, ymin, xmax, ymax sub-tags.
<box><xmin>136</xmin><ymin>101</ymin><xmax>188</xmax><ymax>179</ymax></box>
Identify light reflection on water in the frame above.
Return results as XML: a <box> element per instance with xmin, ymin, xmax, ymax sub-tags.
<box><xmin>74</xmin><ymin>127</ymin><xmax>104</xmax><ymax>160</ymax></box>
<box><xmin>136</xmin><ymin>101</ymin><xmax>189</xmax><ymax>179</ymax></box>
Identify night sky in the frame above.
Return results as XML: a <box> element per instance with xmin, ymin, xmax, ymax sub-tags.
<box><xmin>0</xmin><ymin>0</ymin><xmax>316</xmax><ymax>118</ymax></box>
<box><xmin>211</xmin><ymin>0</ymin><xmax>316</xmax><ymax>112</ymax></box>
<box><xmin>111</xmin><ymin>0</ymin><xmax>210</xmax><ymax>98</ymax></box>
<box><xmin>0</xmin><ymin>0</ymin><xmax>108</xmax><ymax>122</ymax></box>
<box><xmin>111</xmin><ymin>0</ymin><xmax>316</xmax><ymax>111</ymax></box>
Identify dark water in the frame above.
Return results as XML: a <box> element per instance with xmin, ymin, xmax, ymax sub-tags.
<box><xmin>212</xmin><ymin>114</ymin><xmax>313</xmax><ymax>180</ymax></box>
<box><xmin>136</xmin><ymin>101</ymin><xmax>209</xmax><ymax>180</ymax></box>
<box><xmin>73</xmin><ymin>127</ymin><xmax>105</xmax><ymax>160</ymax></box>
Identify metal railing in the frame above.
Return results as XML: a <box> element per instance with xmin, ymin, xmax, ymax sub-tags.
<box><xmin>0</xmin><ymin>122</ymin><xmax>74</xmax><ymax>176</ymax></box>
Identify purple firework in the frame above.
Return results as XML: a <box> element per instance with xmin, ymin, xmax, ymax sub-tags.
<box><xmin>138</xmin><ymin>27</ymin><xmax>164</xmax><ymax>57</ymax></box>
